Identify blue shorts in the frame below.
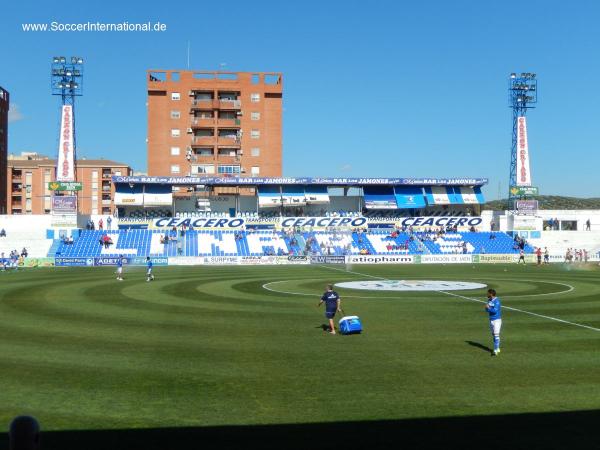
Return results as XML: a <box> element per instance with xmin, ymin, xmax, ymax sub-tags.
<box><xmin>325</xmin><ymin>310</ymin><xmax>336</xmax><ymax>319</ymax></box>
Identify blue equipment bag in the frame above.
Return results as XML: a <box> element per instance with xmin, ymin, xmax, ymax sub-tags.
<box><xmin>339</xmin><ymin>316</ymin><xmax>362</xmax><ymax>335</ymax></box>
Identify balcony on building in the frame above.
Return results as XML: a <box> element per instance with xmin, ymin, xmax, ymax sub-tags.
<box><xmin>217</xmin><ymin>129</ymin><xmax>241</xmax><ymax>147</ymax></box>
<box><xmin>190</xmin><ymin>91</ymin><xmax>214</xmax><ymax>110</ymax></box>
<box><xmin>217</xmin><ymin>110</ymin><xmax>241</xmax><ymax>127</ymax></box>
<box><xmin>192</xmin><ymin>111</ymin><xmax>215</xmax><ymax>127</ymax></box>
<box><xmin>218</xmin><ymin>91</ymin><xmax>241</xmax><ymax>110</ymax></box>
<box><xmin>217</xmin><ymin>148</ymin><xmax>242</xmax><ymax>164</ymax></box>
<box><xmin>193</xmin><ymin>148</ymin><xmax>215</xmax><ymax>158</ymax></box>
<box><xmin>191</xmin><ymin>129</ymin><xmax>216</xmax><ymax>146</ymax></box>
<box><xmin>102</xmin><ymin>170</ymin><xmax>112</xmax><ymax>179</ymax></box>
<box><xmin>11</xmin><ymin>170</ymin><xmax>22</xmax><ymax>183</ymax></box>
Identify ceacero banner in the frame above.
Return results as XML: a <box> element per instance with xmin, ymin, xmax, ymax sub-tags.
<box><xmin>56</xmin><ymin>105</ymin><xmax>75</xmax><ymax>182</ymax></box>
<box><xmin>395</xmin><ymin>216</ymin><xmax>483</xmax><ymax>228</ymax></box>
<box><xmin>516</xmin><ymin>116</ymin><xmax>532</xmax><ymax>186</ymax></box>
<box><xmin>151</xmin><ymin>217</ymin><xmax>245</xmax><ymax>229</ymax></box>
<box><xmin>280</xmin><ymin>217</ymin><xmax>367</xmax><ymax>229</ymax></box>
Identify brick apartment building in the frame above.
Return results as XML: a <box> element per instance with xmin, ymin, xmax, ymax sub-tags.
<box><xmin>0</xmin><ymin>87</ymin><xmax>9</xmax><ymax>214</ymax></box>
<box><xmin>147</xmin><ymin>70</ymin><xmax>282</xmax><ymax>178</ymax></box>
<box><xmin>7</xmin><ymin>154</ymin><xmax>132</xmax><ymax>215</ymax></box>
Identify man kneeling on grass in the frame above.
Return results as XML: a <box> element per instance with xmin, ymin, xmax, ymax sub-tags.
<box><xmin>318</xmin><ymin>284</ymin><xmax>342</xmax><ymax>335</ymax></box>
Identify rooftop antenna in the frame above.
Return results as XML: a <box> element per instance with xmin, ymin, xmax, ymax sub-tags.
<box><xmin>186</xmin><ymin>41</ymin><xmax>190</xmax><ymax>69</ymax></box>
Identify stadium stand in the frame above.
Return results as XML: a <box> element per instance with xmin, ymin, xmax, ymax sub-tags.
<box><xmin>52</xmin><ymin>228</ymin><xmax>533</xmax><ymax>257</ymax></box>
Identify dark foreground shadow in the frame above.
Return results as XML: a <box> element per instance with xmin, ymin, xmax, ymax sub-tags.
<box><xmin>1</xmin><ymin>410</ymin><xmax>599</xmax><ymax>450</ymax></box>
<box><xmin>466</xmin><ymin>340</ymin><xmax>493</xmax><ymax>353</ymax></box>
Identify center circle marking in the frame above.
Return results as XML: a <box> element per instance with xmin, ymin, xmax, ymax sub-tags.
<box><xmin>335</xmin><ymin>280</ymin><xmax>488</xmax><ymax>292</ymax></box>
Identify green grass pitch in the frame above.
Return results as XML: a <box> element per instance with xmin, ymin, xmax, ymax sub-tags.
<box><xmin>0</xmin><ymin>263</ymin><xmax>599</xmax><ymax>448</ymax></box>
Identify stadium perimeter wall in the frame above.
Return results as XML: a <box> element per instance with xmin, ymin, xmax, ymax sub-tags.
<box><xmin>51</xmin><ymin>253</ymin><xmax>599</xmax><ymax>267</ymax></box>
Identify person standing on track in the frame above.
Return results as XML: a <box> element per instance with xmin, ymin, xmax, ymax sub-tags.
<box><xmin>318</xmin><ymin>284</ymin><xmax>341</xmax><ymax>335</ymax></box>
<box><xmin>485</xmin><ymin>288</ymin><xmax>502</xmax><ymax>356</ymax></box>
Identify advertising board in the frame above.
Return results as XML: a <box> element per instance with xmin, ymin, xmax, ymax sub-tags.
<box><xmin>346</xmin><ymin>255</ymin><xmax>414</xmax><ymax>264</ymax></box>
<box><xmin>420</xmin><ymin>255</ymin><xmax>473</xmax><ymax>264</ymax></box>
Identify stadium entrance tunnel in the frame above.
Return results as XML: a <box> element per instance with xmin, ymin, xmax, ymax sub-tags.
<box><xmin>335</xmin><ymin>280</ymin><xmax>488</xmax><ymax>291</ymax></box>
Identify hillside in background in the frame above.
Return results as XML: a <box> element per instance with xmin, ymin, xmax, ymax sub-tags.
<box><xmin>483</xmin><ymin>195</ymin><xmax>600</xmax><ymax>211</ymax></box>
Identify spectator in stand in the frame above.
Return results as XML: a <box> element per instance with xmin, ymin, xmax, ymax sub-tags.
<box><xmin>9</xmin><ymin>415</ymin><xmax>40</xmax><ymax>450</ymax></box>
<box><xmin>21</xmin><ymin>248</ymin><xmax>28</xmax><ymax>258</ymax></box>
<box><xmin>586</xmin><ymin>219</ymin><xmax>591</xmax><ymax>231</ymax></box>
<box><xmin>98</xmin><ymin>236</ymin><xmax>104</xmax><ymax>247</ymax></box>
<box><xmin>98</xmin><ymin>218</ymin><xmax>104</xmax><ymax>230</ymax></box>
<box><xmin>544</xmin><ymin>247</ymin><xmax>550</xmax><ymax>264</ymax></box>
<box><xmin>536</xmin><ymin>247</ymin><xmax>542</xmax><ymax>265</ymax></box>
<box><xmin>0</xmin><ymin>228</ymin><xmax>5</xmax><ymax>237</ymax></box>
<box><xmin>107</xmin><ymin>216</ymin><xmax>112</xmax><ymax>230</ymax></box>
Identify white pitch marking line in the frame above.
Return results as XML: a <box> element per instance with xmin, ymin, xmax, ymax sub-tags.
<box><xmin>442</xmin><ymin>290</ymin><xmax>600</xmax><ymax>333</ymax></box>
<box><xmin>262</xmin><ymin>280</ymin><xmax>412</xmax><ymax>299</ymax></box>
<box><xmin>319</xmin><ymin>265</ymin><xmax>600</xmax><ymax>333</ymax></box>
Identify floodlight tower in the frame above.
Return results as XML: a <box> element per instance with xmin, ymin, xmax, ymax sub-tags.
<box><xmin>508</xmin><ymin>72</ymin><xmax>537</xmax><ymax>208</ymax></box>
<box><xmin>51</xmin><ymin>56</ymin><xmax>84</xmax><ymax>183</ymax></box>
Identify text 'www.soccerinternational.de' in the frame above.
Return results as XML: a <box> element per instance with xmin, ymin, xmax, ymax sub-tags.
<box><xmin>21</xmin><ymin>21</ymin><xmax>167</xmax><ymax>32</ymax></box>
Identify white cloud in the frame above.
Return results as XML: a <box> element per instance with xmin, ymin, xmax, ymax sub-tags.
<box><xmin>8</xmin><ymin>103</ymin><xmax>24</xmax><ymax>123</ymax></box>
<box><xmin>339</xmin><ymin>164</ymin><xmax>352</xmax><ymax>172</ymax></box>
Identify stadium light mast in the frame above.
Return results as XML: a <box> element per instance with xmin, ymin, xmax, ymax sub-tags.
<box><xmin>508</xmin><ymin>72</ymin><xmax>537</xmax><ymax>211</ymax></box>
<box><xmin>50</xmin><ymin>56</ymin><xmax>84</xmax><ymax>220</ymax></box>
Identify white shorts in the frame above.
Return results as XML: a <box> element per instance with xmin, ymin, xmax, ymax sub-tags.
<box><xmin>489</xmin><ymin>319</ymin><xmax>502</xmax><ymax>335</ymax></box>
<box><xmin>117</xmin><ymin>267</ymin><xmax>123</xmax><ymax>274</ymax></box>
<box><xmin>147</xmin><ymin>268</ymin><xmax>152</xmax><ymax>275</ymax></box>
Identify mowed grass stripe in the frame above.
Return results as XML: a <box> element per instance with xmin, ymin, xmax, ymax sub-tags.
<box><xmin>0</xmin><ymin>264</ymin><xmax>599</xmax><ymax>431</ymax></box>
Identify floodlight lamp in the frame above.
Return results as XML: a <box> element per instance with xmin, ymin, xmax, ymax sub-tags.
<box><xmin>77</xmin><ymin>58</ymin><xmax>84</xmax><ymax>64</ymax></box>
<box><xmin>53</xmin><ymin>56</ymin><xmax>60</xmax><ymax>63</ymax></box>
<box><xmin>66</xmin><ymin>71</ymin><xmax>72</xmax><ymax>77</ymax></box>
<box><xmin>510</xmin><ymin>73</ymin><xmax>516</xmax><ymax>78</ymax></box>
<box><xmin>59</xmin><ymin>57</ymin><xmax>66</xmax><ymax>63</ymax></box>
<box><xmin>73</xmin><ymin>83</ymin><xmax>79</xmax><ymax>89</ymax></box>
<box><xmin>73</xmin><ymin>70</ymin><xmax>81</xmax><ymax>76</ymax></box>
<box><xmin>71</xmin><ymin>57</ymin><xmax>77</xmax><ymax>64</ymax></box>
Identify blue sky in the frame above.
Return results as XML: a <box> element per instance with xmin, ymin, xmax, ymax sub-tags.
<box><xmin>2</xmin><ymin>0</ymin><xmax>599</xmax><ymax>199</ymax></box>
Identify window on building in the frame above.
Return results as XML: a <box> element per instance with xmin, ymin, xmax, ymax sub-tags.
<box><xmin>194</xmin><ymin>164</ymin><xmax>215</xmax><ymax>174</ymax></box>
<box><xmin>217</xmin><ymin>165</ymin><xmax>241</xmax><ymax>174</ymax></box>
<box><xmin>92</xmin><ymin>182</ymin><xmax>98</xmax><ymax>190</ymax></box>
<box><xmin>251</xmin><ymin>166</ymin><xmax>260</xmax><ymax>176</ymax></box>
<box><xmin>250</xmin><ymin>93</ymin><xmax>260</xmax><ymax>103</ymax></box>
<box><xmin>171</xmin><ymin>147</ymin><xmax>180</xmax><ymax>156</ymax></box>
<box><xmin>171</xmin><ymin>129</ymin><xmax>180</xmax><ymax>137</ymax></box>
<box><xmin>92</xmin><ymin>170</ymin><xmax>98</xmax><ymax>179</ymax></box>
<box><xmin>171</xmin><ymin>92</ymin><xmax>181</xmax><ymax>101</ymax></box>
<box><xmin>251</xmin><ymin>147</ymin><xmax>260</xmax><ymax>157</ymax></box>
<box><xmin>171</xmin><ymin>110</ymin><xmax>181</xmax><ymax>119</ymax></box>
<box><xmin>25</xmin><ymin>199</ymin><xmax>32</xmax><ymax>212</ymax></box>
<box><xmin>171</xmin><ymin>165</ymin><xmax>180</xmax><ymax>174</ymax></box>
<box><xmin>251</xmin><ymin>129</ymin><xmax>260</xmax><ymax>139</ymax></box>
<box><xmin>114</xmin><ymin>171</ymin><xmax>122</xmax><ymax>176</ymax></box>
<box><xmin>195</xmin><ymin>148</ymin><xmax>213</xmax><ymax>156</ymax></box>
<box><xmin>251</xmin><ymin>112</ymin><xmax>260</xmax><ymax>121</ymax></box>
